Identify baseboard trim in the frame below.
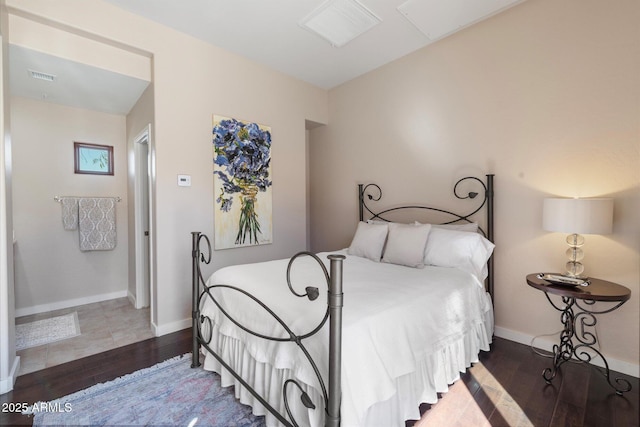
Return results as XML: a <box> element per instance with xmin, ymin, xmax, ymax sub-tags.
<box><xmin>0</xmin><ymin>356</ymin><xmax>20</xmax><ymax>394</ymax></box>
<box><xmin>152</xmin><ymin>318</ymin><xmax>191</xmax><ymax>337</ymax></box>
<box><xmin>127</xmin><ymin>290</ymin><xmax>136</xmax><ymax>308</ymax></box>
<box><xmin>15</xmin><ymin>291</ymin><xmax>128</xmax><ymax>317</ymax></box>
<box><xmin>494</xmin><ymin>326</ymin><xmax>639</xmax><ymax>378</ymax></box>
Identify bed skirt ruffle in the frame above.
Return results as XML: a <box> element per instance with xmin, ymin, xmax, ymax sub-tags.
<box><xmin>204</xmin><ymin>334</ymin><xmax>323</xmax><ymax>427</ymax></box>
<box><xmin>361</xmin><ymin>314</ymin><xmax>493</xmax><ymax>426</ymax></box>
<box><xmin>202</xmin><ymin>297</ymin><xmax>493</xmax><ymax>427</ymax></box>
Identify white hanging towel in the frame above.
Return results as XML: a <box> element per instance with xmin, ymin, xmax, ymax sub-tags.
<box><xmin>78</xmin><ymin>198</ymin><xmax>117</xmax><ymax>251</ymax></box>
<box><xmin>60</xmin><ymin>197</ymin><xmax>79</xmax><ymax>230</ymax></box>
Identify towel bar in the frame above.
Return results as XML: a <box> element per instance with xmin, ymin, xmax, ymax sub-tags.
<box><xmin>54</xmin><ymin>196</ymin><xmax>122</xmax><ymax>203</ymax></box>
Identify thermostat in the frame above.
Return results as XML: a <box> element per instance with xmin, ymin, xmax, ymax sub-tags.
<box><xmin>177</xmin><ymin>174</ymin><xmax>191</xmax><ymax>187</ymax></box>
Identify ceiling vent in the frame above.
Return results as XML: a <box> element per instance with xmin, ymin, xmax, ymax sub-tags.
<box><xmin>398</xmin><ymin>0</ymin><xmax>523</xmax><ymax>41</ymax></box>
<box><xmin>300</xmin><ymin>0</ymin><xmax>381</xmax><ymax>48</ymax></box>
<box><xmin>29</xmin><ymin>69</ymin><xmax>56</xmax><ymax>82</ymax></box>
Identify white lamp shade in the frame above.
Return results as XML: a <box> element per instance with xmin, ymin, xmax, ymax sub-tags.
<box><xmin>543</xmin><ymin>198</ymin><xmax>613</xmax><ymax>235</ymax></box>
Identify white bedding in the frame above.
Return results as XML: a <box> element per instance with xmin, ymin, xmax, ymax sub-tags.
<box><xmin>200</xmin><ymin>249</ymin><xmax>493</xmax><ymax>427</ymax></box>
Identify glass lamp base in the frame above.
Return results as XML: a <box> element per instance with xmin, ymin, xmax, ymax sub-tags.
<box><xmin>565</xmin><ymin>261</ymin><xmax>585</xmax><ymax>278</ymax></box>
<box><xmin>564</xmin><ymin>233</ymin><xmax>586</xmax><ymax>277</ymax></box>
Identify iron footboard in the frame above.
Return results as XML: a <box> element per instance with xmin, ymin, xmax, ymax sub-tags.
<box><xmin>191</xmin><ymin>232</ymin><xmax>344</xmax><ymax>427</ymax></box>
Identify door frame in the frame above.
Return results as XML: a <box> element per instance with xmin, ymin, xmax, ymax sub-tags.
<box><xmin>133</xmin><ymin>124</ymin><xmax>153</xmax><ymax>311</ymax></box>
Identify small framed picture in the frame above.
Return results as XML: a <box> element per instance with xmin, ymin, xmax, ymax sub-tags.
<box><xmin>74</xmin><ymin>142</ymin><xmax>114</xmax><ymax>175</ymax></box>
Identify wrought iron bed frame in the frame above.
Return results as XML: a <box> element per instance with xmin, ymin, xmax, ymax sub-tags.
<box><xmin>191</xmin><ymin>174</ymin><xmax>494</xmax><ymax>427</ymax></box>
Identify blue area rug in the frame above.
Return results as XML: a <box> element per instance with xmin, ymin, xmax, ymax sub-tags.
<box><xmin>27</xmin><ymin>353</ymin><xmax>265</xmax><ymax>426</ymax></box>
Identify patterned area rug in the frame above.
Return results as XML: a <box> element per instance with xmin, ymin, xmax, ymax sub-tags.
<box><xmin>16</xmin><ymin>312</ymin><xmax>81</xmax><ymax>350</ymax></box>
<box><xmin>27</xmin><ymin>354</ymin><xmax>266</xmax><ymax>427</ymax></box>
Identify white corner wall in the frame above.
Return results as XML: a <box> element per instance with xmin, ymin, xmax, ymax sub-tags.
<box><xmin>0</xmin><ymin>0</ymin><xmax>19</xmax><ymax>394</ymax></box>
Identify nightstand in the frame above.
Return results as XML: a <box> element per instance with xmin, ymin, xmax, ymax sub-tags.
<box><xmin>526</xmin><ymin>273</ymin><xmax>632</xmax><ymax>395</ymax></box>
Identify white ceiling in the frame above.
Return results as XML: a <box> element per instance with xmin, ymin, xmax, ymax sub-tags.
<box><xmin>9</xmin><ymin>45</ymin><xmax>150</xmax><ymax>115</ymax></box>
<box><xmin>104</xmin><ymin>0</ymin><xmax>524</xmax><ymax>89</ymax></box>
<box><xmin>9</xmin><ymin>0</ymin><xmax>524</xmax><ymax>115</ymax></box>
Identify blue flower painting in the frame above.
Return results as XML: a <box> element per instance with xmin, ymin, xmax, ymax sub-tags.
<box><xmin>213</xmin><ymin>115</ymin><xmax>273</xmax><ymax>248</ymax></box>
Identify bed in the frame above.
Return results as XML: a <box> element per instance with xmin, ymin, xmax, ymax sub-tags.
<box><xmin>191</xmin><ymin>174</ymin><xmax>495</xmax><ymax>427</ymax></box>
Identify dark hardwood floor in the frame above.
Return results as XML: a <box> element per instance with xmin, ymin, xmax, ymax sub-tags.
<box><xmin>408</xmin><ymin>337</ymin><xmax>639</xmax><ymax>427</ymax></box>
<box><xmin>1</xmin><ymin>331</ymin><xmax>637</xmax><ymax>426</ymax></box>
<box><xmin>1</xmin><ymin>328</ymin><xmax>192</xmax><ymax>426</ymax></box>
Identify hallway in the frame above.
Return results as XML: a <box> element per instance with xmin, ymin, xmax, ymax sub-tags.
<box><xmin>15</xmin><ymin>298</ymin><xmax>153</xmax><ymax>376</ymax></box>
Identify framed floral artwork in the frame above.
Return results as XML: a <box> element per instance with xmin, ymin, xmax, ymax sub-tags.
<box><xmin>74</xmin><ymin>142</ymin><xmax>114</xmax><ymax>175</ymax></box>
<box><xmin>212</xmin><ymin>115</ymin><xmax>273</xmax><ymax>249</ymax></box>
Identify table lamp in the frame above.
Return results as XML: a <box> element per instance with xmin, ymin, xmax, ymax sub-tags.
<box><xmin>542</xmin><ymin>197</ymin><xmax>613</xmax><ymax>277</ymax></box>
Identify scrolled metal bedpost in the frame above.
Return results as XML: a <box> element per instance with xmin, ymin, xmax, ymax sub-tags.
<box><xmin>191</xmin><ymin>232</ymin><xmax>201</xmax><ymax>368</ymax></box>
<box><xmin>191</xmin><ymin>231</ymin><xmax>206</xmax><ymax>369</ymax></box>
<box><xmin>191</xmin><ymin>232</ymin><xmax>212</xmax><ymax>368</ymax></box>
<box><xmin>326</xmin><ymin>254</ymin><xmax>345</xmax><ymax>427</ymax></box>
<box><xmin>485</xmin><ymin>174</ymin><xmax>495</xmax><ymax>301</ymax></box>
<box><xmin>358</xmin><ymin>184</ymin><xmax>364</xmax><ymax>222</ymax></box>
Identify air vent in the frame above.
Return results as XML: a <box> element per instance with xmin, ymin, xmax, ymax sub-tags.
<box><xmin>29</xmin><ymin>69</ymin><xmax>56</xmax><ymax>82</ymax></box>
<box><xmin>398</xmin><ymin>0</ymin><xmax>523</xmax><ymax>41</ymax></box>
<box><xmin>300</xmin><ymin>0</ymin><xmax>381</xmax><ymax>48</ymax></box>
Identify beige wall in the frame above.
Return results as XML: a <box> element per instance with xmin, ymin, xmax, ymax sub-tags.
<box><xmin>11</xmin><ymin>96</ymin><xmax>129</xmax><ymax>312</ymax></box>
<box><xmin>5</xmin><ymin>0</ymin><xmax>328</xmax><ymax>334</ymax></box>
<box><xmin>309</xmin><ymin>0</ymin><xmax>639</xmax><ymax>374</ymax></box>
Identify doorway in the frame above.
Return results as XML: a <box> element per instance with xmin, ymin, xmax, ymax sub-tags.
<box><xmin>5</xmin><ymin>20</ymin><xmax>155</xmax><ymax>379</ymax></box>
<box><xmin>133</xmin><ymin>125</ymin><xmax>152</xmax><ymax>311</ymax></box>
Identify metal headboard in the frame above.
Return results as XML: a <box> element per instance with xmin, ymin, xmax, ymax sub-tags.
<box><xmin>358</xmin><ymin>174</ymin><xmax>495</xmax><ymax>298</ymax></box>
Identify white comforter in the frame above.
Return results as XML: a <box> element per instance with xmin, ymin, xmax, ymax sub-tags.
<box><xmin>200</xmin><ymin>250</ymin><xmax>493</xmax><ymax>427</ymax></box>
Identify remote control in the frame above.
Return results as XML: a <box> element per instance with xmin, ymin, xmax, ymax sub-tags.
<box><xmin>537</xmin><ymin>273</ymin><xmax>590</xmax><ymax>287</ymax></box>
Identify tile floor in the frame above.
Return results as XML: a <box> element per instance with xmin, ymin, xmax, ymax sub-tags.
<box><xmin>15</xmin><ymin>297</ymin><xmax>154</xmax><ymax>376</ymax></box>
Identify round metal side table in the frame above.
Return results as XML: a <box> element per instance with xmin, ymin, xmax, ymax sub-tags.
<box><xmin>526</xmin><ymin>273</ymin><xmax>632</xmax><ymax>395</ymax></box>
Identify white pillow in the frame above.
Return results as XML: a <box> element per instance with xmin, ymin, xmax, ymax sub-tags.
<box><xmin>423</xmin><ymin>227</ymin><xmax>494</xmax><ymax>281</ymax></box>
<box><xmin>418</xmin><ymin>222</ymin><xmax>479</xmax><ymax>233</ymax></box>
<box><xmin>373</xmin><ymin>220</ymin><xmax>477</xmax><ymax>232</ymax></box>
<box><xmin>382</xmin><ymin>223</ymin><xmax>432</xmax><ymax>268</ymax></box>
<box><xmin>366</xmin><ymin>219</ymin><xmax>388</xmax><ymax>225</ymax></box>
<box><xmin>433</xmin><ymin>222</ymin><xmax>478</xmax><ymax>232</ymax></box>
<box><xmin>347</xmin><ymin>221</ymin><xmax>388</xmax><ymax>262</ymax></box>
